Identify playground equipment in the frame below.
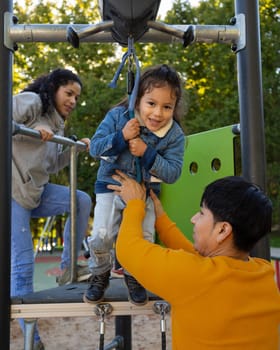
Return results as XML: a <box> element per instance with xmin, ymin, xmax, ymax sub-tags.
<box><xmin>161</xmin><ymin>124</ymin><xmax>240</xmax><ymax>238</ymax></box>
<box><xmin>10</xmin><ymin>119</ymin><xmax>240</xmax><ymax>349</ymax></box>
<box><xmin>0</xmin><ymin>0</ymin><xmax>270</xmax><ymax>349</ymax></box>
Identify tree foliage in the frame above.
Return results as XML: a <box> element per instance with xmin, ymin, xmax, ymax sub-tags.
<box><xmin>12</xmin><ymin>0</ymin><xmax>280</xmax><ymax>225</ymax></box>
<box><xmin>13</xmin><ymin>0</ymin><xmax>126</xmax><ymax>201</ymax></box>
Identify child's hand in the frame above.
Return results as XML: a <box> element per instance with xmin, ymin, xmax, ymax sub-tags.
<box><xmin>128</xmin><ymin>137</ymin><xmax>147</xmax><ymax>157</ymax></box>
<box><xmin>150</xmin><ymin>190</ymin><xmax>165</xmax><ymax>218</ymax></box>
<box><xmin>122</xmin><ymin>119</ymin><xmax>140</xmax><ymax>141</ymax></box>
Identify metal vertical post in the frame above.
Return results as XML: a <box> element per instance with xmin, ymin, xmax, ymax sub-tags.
<box><xmin>70</xmin><ymin>145</ymin><xmax>78</xmax><ymax>282</ymax></box>
<box><xmin>235</xmin><ymin>0</ymin><xmax>270</xmax><ymax>260</ymax></box>
<box><xmin>115</xmin><ymin>315</ymin><xmax>132</xmax><ymax>349</ymax></box>
<box><xmin>0</xmin><ymin>0</ymin><xmax>13</xmax><ymax>348</ymax></box>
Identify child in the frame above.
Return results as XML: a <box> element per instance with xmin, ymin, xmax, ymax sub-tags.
<box><xmin>84</xmin><ymin>64</ymin><xmax>185</xmax><ymax>305</ymax></box>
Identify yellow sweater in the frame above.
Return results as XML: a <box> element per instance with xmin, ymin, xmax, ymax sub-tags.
<box><xmin>116</xmin><ymin>200</ymin><xmax>280</xmax><ymax>350</ymax></box>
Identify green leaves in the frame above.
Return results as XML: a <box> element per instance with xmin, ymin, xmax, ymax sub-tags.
<box><xmin>12</xmin><ymin>0</ymin><xmax>280</xmax><ymax>225</ymax></box>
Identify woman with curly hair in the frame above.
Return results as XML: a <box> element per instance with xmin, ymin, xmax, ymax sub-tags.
<box><xmin>12</xmin><ymin>68</ymin><xmax>92</xmax><ymax>349</ymax></box>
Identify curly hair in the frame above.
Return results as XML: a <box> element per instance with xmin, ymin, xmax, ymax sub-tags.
<box><xmin>22</xmin><ymin>68</ymin><xmax>82</xmax><ymax>115</ymax></box>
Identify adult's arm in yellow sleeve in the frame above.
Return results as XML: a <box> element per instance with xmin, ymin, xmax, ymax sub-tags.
<box><xmin>116</xmin><ymin>199</ymin><xmax>201</xmax><ymax>302</ymax></box>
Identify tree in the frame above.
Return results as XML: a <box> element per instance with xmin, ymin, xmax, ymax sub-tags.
<box><xmin>148</xmin><ymin>0</ymin><xmax>280</xmax><ymax>226</ymax></box>
<box><xmin>13</xmin><ymin>0</ymin><xmax>127</xmax><ymax>202</ymax></box>
<box><xmin>259</xmin><ymin>0</ymin><xmax>280</xmax><ymax>227</ymax></box>
<box><xmin>12</xmin><ymin>0</ymin><xmax>280</xmax><ymax>227</ymax></box>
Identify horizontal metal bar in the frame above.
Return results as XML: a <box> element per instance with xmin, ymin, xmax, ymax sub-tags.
<box><xmin>8</xmin><ymin>23</ymin><xmax>184</xmax><ymax>43</ymax></box>
<box><xmin>12</xmin><ymin>121</ymin><xmax>86</xmax><ymax>150</ymax></box>
<box><xmin>5</xmin><ymin>12</ymin><xmax>245</xmax><ymax>50</ymax></box>
<box><xmin>194</xmin><ymin>24</ymin><xmax>239</xmax><ymax>44</ymax></box>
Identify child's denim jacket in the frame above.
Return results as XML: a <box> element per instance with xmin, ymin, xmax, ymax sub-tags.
<box><xmin>90</xmin><ymin>106</ymin><xmax>186</xmax><ymax>194</ymax></box>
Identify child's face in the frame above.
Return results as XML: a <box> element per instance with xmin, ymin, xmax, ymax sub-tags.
<box><xmin>137</xmin><ymin>85</ymin><xmax>176</xmax><ymax>132</ymax></box>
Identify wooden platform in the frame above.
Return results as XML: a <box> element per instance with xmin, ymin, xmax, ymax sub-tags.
<box><xmin>11</xmin><ymin>277</ymin><xmax>165</xmax><ymax>319</ymax></box>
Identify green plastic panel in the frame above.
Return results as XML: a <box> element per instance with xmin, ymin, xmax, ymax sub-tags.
<box><xmin>160</xmin><ymin>125</ymin><xmax>239</xmax><ymax>240</ymax></box>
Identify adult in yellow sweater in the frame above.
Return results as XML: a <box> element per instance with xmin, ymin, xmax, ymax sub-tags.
<box><xmin>108</xmin><ymin>170</ymin><xmax>280</xmax><ymax>350</ymax></box>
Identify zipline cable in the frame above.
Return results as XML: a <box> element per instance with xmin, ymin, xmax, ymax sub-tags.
<box><xmin>109</xmin><ymin>36</ymin><xmax>142</xmax><ymax>182</ymax></box>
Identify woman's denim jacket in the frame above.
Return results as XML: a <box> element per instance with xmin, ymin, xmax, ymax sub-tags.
<box><xmin>90</xmin><ymin>106</ymin><xmax>186</xmax><ymax>194</ymax></box>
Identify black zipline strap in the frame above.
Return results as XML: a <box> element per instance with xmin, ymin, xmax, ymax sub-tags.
<box><xmin>109</xmin><ymin>36</ymin><xmax>142</xmax><ymax>182</ymax></box>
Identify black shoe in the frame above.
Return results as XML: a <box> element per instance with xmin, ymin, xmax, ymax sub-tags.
<box><xmin>83</xmin><ymin>270</ymin><xmax>110</xmax><ymax>304</ymax></box>
<box><xmin>124</xmin><ymin>274</ymin><xmax>148</xmax><ymax>306</ymax></box>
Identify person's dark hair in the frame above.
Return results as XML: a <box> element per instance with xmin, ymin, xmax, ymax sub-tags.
<box><xmin>22</xmin><ymin>68</ymin><xmax>82</xmax><ymax>115</ymax></box>
<box><xmin>201</xmin><ymin>176</ymin><xmax>272</xmax><ymax>252</ymax></box>
<box><xmin>117</xmin><ymin>64</ymin><xmax>184</xmax><ymax>124</ymax></box>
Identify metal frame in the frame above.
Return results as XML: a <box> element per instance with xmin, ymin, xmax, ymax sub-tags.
<box><xmin>4</xmin><ymin>12</ymin><xmax>245</xmax><ymax>50</ymax></box>
<box><xmin>0</xmin><ymin>0</ymin><xmax>268</xmax><ymax>348</ymax></box>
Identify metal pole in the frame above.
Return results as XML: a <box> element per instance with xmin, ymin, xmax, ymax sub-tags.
<box><xmin>0</xmin><ymin>0</ymin><xmax>13</xmax><ymax>348</ymax></box>
<box><xmin>70</xmin><ymin>145</ymin><xmax>78</xmax><ymax>282</ymax></box>
<box><xmin>235</xmin><ymin>0</ymin><xmax>270</xmax><ymax>260</ymax></box>
<box><xmin>115</xmin><ymin>316</ymin><xmax>132</xmax><ymax>350</ymax></box>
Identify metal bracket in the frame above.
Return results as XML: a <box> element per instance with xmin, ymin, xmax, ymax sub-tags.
<box><xmin>148</xmin><ymin>13</ymin><xmax>246</xmax><ymax>52</ymax></box>
<box><xmin>4</xmin><ymin>12</ymin><xmax>17</xmax><ymax>51</ymax></box>
<box><xmin>230</xmin><ymin>13</ymin><xmax>246</xmax><ymax>52</ymax></box>
<box><xmin>153</xmin><ymin>301</ymin><xmax>171</xmax><ymax>316</ymax></box>
<box><xmin>193</xmin><ymin>13</ymin><xmax>246</xmax><ymax>52</ymax></box>
<box><xmin>94</xmin><ymin>302</ymin><xmax>113</xmax><ymax>317</ymax></box>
